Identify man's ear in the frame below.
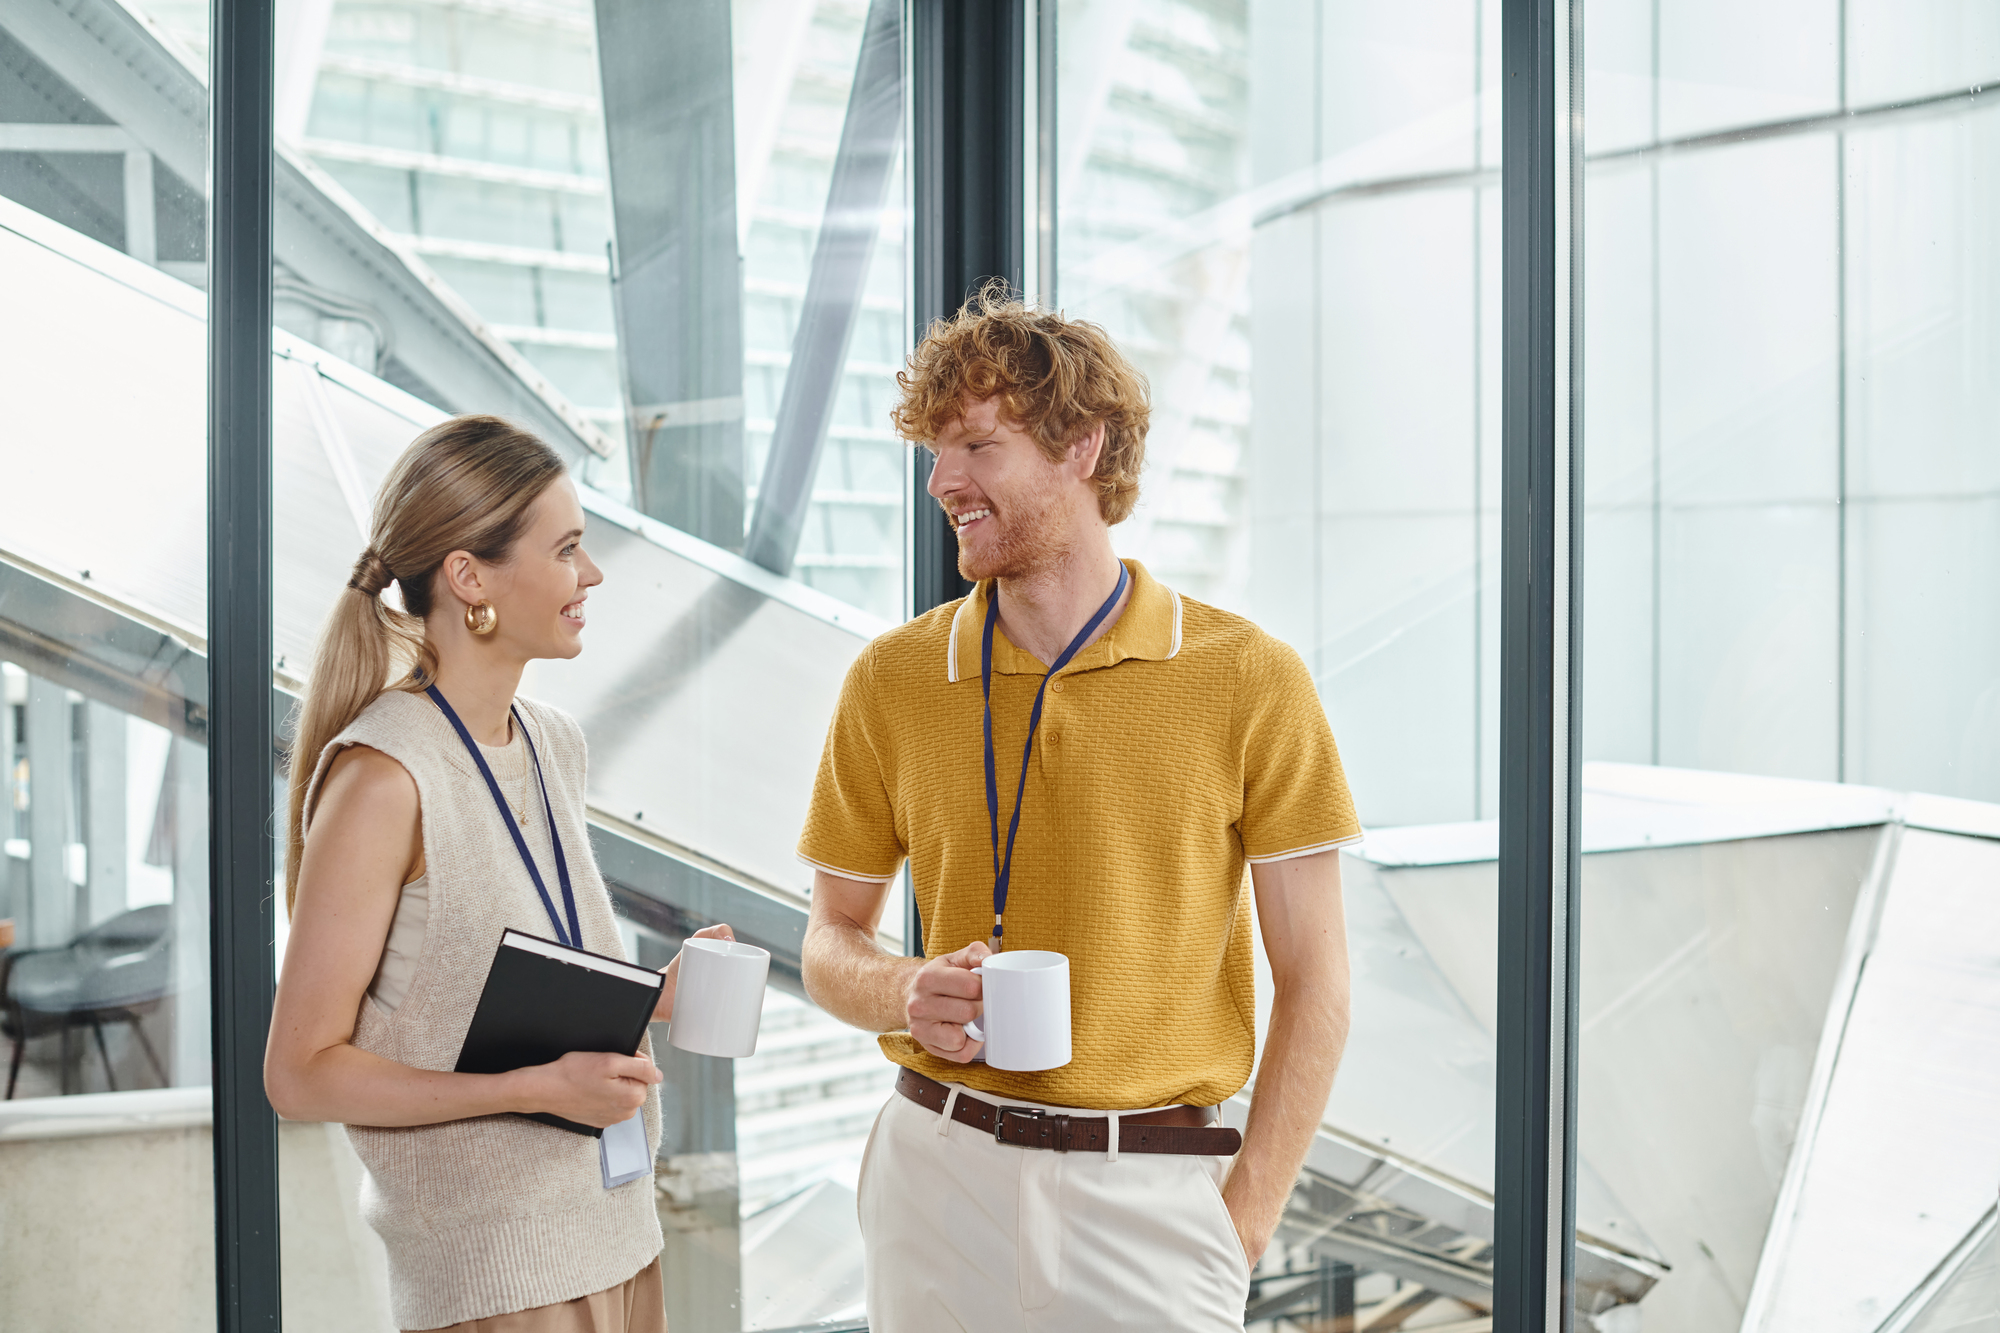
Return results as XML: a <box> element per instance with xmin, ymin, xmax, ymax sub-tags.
<box><xmin>1070</xmin><ymin>421</ymin><xmax>1107</xmax><ymax>479</ymax></box>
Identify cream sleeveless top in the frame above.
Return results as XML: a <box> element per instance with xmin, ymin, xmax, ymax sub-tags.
<box><xmin>369</xmin><ymin>726</ymin><xmax>538</xmax><ymax>1014</ymax></box>
<box><xmin>305</xmin><ymin>689</ymin><xmax>663</xmax><ymax>1329</ymax></box>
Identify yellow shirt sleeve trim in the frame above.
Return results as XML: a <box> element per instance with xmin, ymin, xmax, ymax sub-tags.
<box><xmin>1243</xmin><ymin>831</ymin><xmax>1365</xmax><ymax>864</ymax></box>
<box><xmin>797</xmin><ymin>852</ymin><xmax>904</xmax><ymax>884</ymax></box>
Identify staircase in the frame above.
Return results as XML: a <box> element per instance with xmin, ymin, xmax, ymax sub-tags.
<box><xmin>734</xmin><ymin>989</ymin><xmax>899</xmax><ymax>1214</ymax></box>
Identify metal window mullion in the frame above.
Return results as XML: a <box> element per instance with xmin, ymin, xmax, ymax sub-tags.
<box><xmin>905</xmin><ymin>0</ymin><xmax>1027</xmax><ymax>955</ymax></box>
<box><xmin>908</xmin><ymin>0</ymin><xmax>1025</xmax><ymax>619</ymax></box>
<box><xmin>209</xmin><ymin>0</ymin><xmax>283</xmax><ymax>1326</ymax></box>
<box><xmin>1495</xmin><ymin>0</ymin><xmax>1583</xmax><ymax>1329</ymax></box>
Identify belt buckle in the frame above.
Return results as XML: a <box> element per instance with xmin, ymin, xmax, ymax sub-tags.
<box><xmin>995</xmin><ymin>1105</ymin><xmax>1042</xmax><ymax>1146</ymax></box>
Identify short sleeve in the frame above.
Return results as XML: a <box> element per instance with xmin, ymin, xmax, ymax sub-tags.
<box><xmin>797</xmin><ymin>648</ymin><xmax>907</xmax><ymax>883</ymax></box>
<box><xmin>1235</xmin><ymin>634</ymin><xmax>1363</xmax><ymax>862</ymax></box>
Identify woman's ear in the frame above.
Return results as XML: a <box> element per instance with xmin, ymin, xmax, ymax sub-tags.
<box><xmin>437</xmin><ymin>550</ymin><xmax>485</xmax><ymax>609</ymax></box>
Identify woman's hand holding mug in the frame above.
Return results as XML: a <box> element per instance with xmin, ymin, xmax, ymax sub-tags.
<box><xmin>653</xmin><ymin>922</ymin><xmax>736</xmax><ymax>1023</ymax></box>
<box><xmin>512</xmin><ymin>921</ymin><xmax>742</xmax><ymax>1127</ymax></box>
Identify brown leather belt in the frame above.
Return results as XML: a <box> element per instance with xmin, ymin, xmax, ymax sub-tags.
<box><xmin>896</xmin><ymin>1068</ymin><xmax>1242</xmax><ymax>1156</ymax></box>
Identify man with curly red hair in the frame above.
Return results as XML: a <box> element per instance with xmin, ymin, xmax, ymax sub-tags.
<box><xmin>796</xmin><ymin>284</ymin><xmax>1362</xmax><ymax>1331</ymax></box>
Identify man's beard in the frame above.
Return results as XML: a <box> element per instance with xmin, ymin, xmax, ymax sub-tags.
<box><xmin>954</xmin><ymin>476</ymin><xmax>1071</xmax><ymax>583</ymax></box>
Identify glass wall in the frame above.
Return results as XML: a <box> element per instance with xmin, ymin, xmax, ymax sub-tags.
<box><xmin>6</xmin><ymin>0</ymin><xmax>1985</xmax><ymax>1327</ymax></box>
<box><xmin>624</xmin><ymin>920</ymin><xmax>887</xmax><ymax>1332</ymax></box>
<box><xmin>233</xmin><ymin>6</ymin><xmax>907</xmax><ymax>1328</ymax></box>
<box><xmin>163</xmin><ymin>0</ymin><xmax>911</xmax><ymax>623</ymax></box>
<box><xmin>1057</xmin><ymin>2</ymin><xmax>1518</xmax><ymax>1328</ymax></box>
<box><xmin>0</xmin><ymin>0</ymin><xmax>903</xmax><ymax>1324</ymax></box>
<box><xmin>1060</xmin><ymin>0</ymin><xmax>1505</xmax><ymax>830</ymax></box>
<box><xmin>1577</xmin><ymin>5</ymin><xmax>2000</xmax><ymax>1332</ymax></box>
<box><xmin>143</xmin><ymin>0</ymin><xmax>905</xmax><ymax>621</ymax></box>
<box><xmin>1060</xmin><ymin>1</ymin><xmax>1998</xmax><ymax>1330</ymax></box>
<box><xmin>0</xmin><ymin>1</ymin><xmax>216</xmax><ymax>1325</ymax></box>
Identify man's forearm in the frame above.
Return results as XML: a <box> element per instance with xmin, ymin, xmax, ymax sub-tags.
<box><xmin>801</xmin><ymin>910</ymin><xmax>923</xmax><ymax>1033</ymax></box>
<box><xmin>1223</xmin><ymin>980</ymin><xmax>1348</xmax><ymax>1260</ymax></box>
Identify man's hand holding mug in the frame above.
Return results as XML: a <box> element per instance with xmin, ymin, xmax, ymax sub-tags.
<box><xmin>906</xmin><ymin>940</ymin><xmax>991</xmax><ymax>1062</ymax></box>
<box><xmin>906</xmin><ymin>941</ymin><xmax>1074</xmax><ymax>1072</ymax></box>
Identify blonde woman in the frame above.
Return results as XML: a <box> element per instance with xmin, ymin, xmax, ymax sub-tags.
<box><xmin>267</xmin><ymin>416</ymin><xmax>729</xmax><ymax>1332</ymax></box>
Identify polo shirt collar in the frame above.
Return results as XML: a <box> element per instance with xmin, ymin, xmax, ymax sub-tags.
<box><xmin>945</xmin><ymin>559</ymin><xmax>1183</xmax><ymax>683</ymax></box>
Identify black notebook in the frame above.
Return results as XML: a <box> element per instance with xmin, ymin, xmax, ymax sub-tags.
<box><xmin>454</xmin><ymin>928</ymin><xmax>666</xmax><ymax>1138</ymax></box>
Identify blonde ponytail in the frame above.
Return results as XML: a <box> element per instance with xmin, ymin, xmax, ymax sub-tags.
<box><xmin>283</xmin><ymin>415</ymin><xmax>565</xmax><ymax>910</ymax></box>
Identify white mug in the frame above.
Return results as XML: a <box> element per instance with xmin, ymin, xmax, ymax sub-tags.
<box><xmin>963</xmin><ymin>950</ymin><xmax>1071</xmax><ymax>1071</ymax></box>
<box><xmin>668</xmin><ymin>938</ymin><xmax>770</xmax><ymax>1057</ymax></box>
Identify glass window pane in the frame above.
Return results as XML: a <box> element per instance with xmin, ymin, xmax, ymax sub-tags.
<box><xmin>1581</xmin><ymin>6</ymin><xmax>2000</xmax><ymax>1332</ymax></box>
<box><xmin>1060</xmin><ymin>3</ymin><xmax>1519</xmax><ymax>1328</ymax></box>
<box><xmin>266</xmin><ymin>3</ymin><xmax>905</xmax><ymax>1328</ymax></box>
<box><xmin>265</xmin><ymin>0</ymin><xmax>905</xmax><ymax>623</ymax></box>
<box><xmin>1657</xmin><ymin>0</ymin><xmax>1840</xmax><ymax>141</ymax></box>
<box><xmin>1848</xmin><ymin>0</ymin><xmax>2000</xmax><ymax>107</ymax></box>
<box><xmin>0</xmin><ymin>1</ymin><xmax>215</xmax><ymax>1324</ymax></box>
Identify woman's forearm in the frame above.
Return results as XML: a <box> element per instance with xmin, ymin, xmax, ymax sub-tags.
<box><xmin>267</xmin><ymin>1040</ymin><xmax>538</xmax><ymax>1127</ymax></box>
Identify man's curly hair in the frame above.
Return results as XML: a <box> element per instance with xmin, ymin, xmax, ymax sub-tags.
<box><xmin>890</xmin><ymin>281</ymin><xmax>1150</xmax><ymax>525</ymax></box>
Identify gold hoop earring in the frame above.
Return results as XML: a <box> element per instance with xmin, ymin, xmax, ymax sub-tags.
<box><xmin>464</xmin><ymin>601</ymin><xmax>498</xmax><ymax>636</ymax></box>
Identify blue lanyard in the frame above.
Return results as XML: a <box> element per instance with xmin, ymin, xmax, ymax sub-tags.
<box><xmin>425</xmin><ymin>685</ymin><xmax>583</xmax><ymax>949</ymax></box>
<box><xmin>981</xmin><ymin>564</ymin><xmax>1129</xmax><ymax>949</ymax></box>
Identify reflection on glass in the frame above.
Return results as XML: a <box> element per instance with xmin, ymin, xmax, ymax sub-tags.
<box><xmin>0</xmin><ymin>1</ymin><xmax>216</xmax><ymax>1325</ymax></box>
<box><xmin>735</xmin><ymin>988</ymin><xmax>887</xmax><ymax>1331</ymax></box>
<box><xmin>622</xmin><ymin>918</ymin><xmax>890</xmax><ymax>1332</ymax></box>
<box><xmin>1</xmin><ymin>674</ymin><xmax>195</xmax><ymax>1096</ymax></box>
<box><xmin>1056</xmin><ymin>2</ymin><xmax>1518</xmax><ymax>1329</ymax></box>
<box><xmin>246</xmin><ymin>7</ymin><xmax>910</xmax><ymax>1308</ymax></box>
<box><xmin>1060</xmin><ymin>0</ymin><xmax>1997</xmax><ymax>1325</ymax></box>
<box><xmin>140</xmin><ymin>0</ymin><xmax>906</xmax><ymax>620</ymax></box>
<box><xmin>1580</xmin><ymin>4</ymin><xmax>2000</xmax><ymax>1332</ymax></box>
<box><xmin>252</xmin><ymin>0</ymin><xmax>906</xmax><ymax>621</ymax></box>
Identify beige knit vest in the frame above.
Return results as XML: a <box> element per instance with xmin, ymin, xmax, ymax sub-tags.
<box><xmin>304</xmin><ymin>689</ymin><xmax>663</xmax><ymax>1330</ymax></box>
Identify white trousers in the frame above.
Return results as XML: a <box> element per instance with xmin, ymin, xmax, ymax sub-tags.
<box><xmin>856</xmin><ymin>1085</ymin><xmax>1251</xmax><ymax>1332</ymax></box>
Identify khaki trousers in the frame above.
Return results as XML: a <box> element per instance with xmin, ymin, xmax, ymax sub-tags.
<box><xmin>857</xmin><ymin>1085</ymin><xmax>1251</xmax><ymax>1332</ymax></box>
<box><xmin>413</xmin><ymin>1257</ymin><xmax>666</xmax><ymax>1333</ymax></box>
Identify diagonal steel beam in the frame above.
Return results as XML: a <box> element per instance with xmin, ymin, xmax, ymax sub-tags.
<box><xmin>744</xmin><ymin>0</ymin><xmax>904</xmax><ymax>576</ymax></box>
<box><xmin>596</xmin><ymin>0</ymin><xmax>747</xmax><ymax>550</ymax></box>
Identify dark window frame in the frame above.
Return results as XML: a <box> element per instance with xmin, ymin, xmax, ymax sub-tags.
<box><xmin>1495</xmin><ymin>0</ymin><xmax>1585</xmax><ymax>1328</ymax></box>
<box><xmin>208</xmin><ymin>0</ymin><xmax>282</xmax><ymax>1328</ymax></box>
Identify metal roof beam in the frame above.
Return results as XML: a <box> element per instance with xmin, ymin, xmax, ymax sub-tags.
<box><xmin>1</xmin><ymin>0</ymin><xmax>613</xmax><ymax>460</ymax></box>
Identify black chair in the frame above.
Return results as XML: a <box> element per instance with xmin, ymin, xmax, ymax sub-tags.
<box><xmin>3</xmin><ymin>904</ymin><xmax>173</xmax><ymax>1098</ymax></box>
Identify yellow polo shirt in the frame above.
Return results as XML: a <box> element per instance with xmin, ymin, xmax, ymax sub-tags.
<box><xmin>798</xmin><ymin>560</ymin><xmax>1361</xmax><ymax>1109</ymax></box>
